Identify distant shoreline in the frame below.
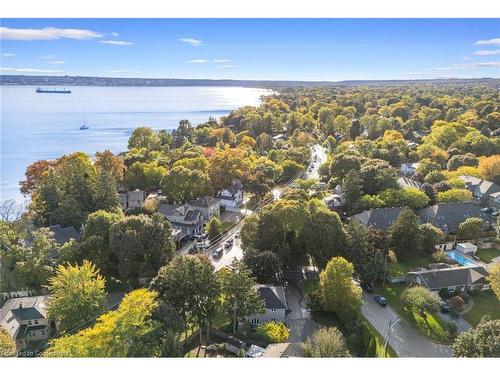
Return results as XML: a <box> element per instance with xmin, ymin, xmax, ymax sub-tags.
<box><xmin>1</xmin><ymin>75</ymin><xmax>499</xmax><ymax>89</ymax></box>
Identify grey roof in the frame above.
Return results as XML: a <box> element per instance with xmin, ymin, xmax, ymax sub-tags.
<box><xmin>219</xmin><ymin>182</ymin><xmax>243</xmax><ymax>198</ymax></box>
<box><xmin>189</xmin><ymin>196</ymin><xmax>220</xmax><ymax>208</ymax></box>
<box><xmin>459</xmin><ymin>175</ymin><xmax>500</xmax><ymax>196</ymax></box>
<box><xmin>49</xmin><ymin>224</ymin><xmax>80</xmax><ymax>244</ymax></box>
<box><xmin>158</xmin><ymin>203</ymin><xmax>204</xmax><ymax>227</ymax></box>
<box><xmin>0</xmin><ymin>296</ymin><xmax>49</xmax><ymax>324</ymax></box>
<box><xmin>11</xmin><ymin>307</ymin><xmax>44</xmax><ymax>321</ymax></box>
<box><xmin>397</xmin><ymin>177</ymin><xmax>422</xmax><ymax>190</ymax></box>
<box><xmin>418</xmin><ymin>202</ymin><xmax>494</xmax><ymax>233</ymax></box>
<box><xmin>263</xmin><ymin>342</ymin><xmax>306</xmax><ymax>358</ymax></box>
<box><xmin>127</xmin><ymin>189</ymin><xmax>145</xmax><ymax>200</ymax></box>
<box><xmin>352</xmin><ymin>207</ymin><xmax>403</xmax><ymax>231</ymax></box>
<box><xmin>408</xmin><ymin>266</ymin><xmax>488</xmax><ymax>290</ymax></box>
<box><xmin>256</xmin><ymin>285</ymin><xmax>286</xmax><ymax>310</ymax></box>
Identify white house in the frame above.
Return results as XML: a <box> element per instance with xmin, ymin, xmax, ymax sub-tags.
<box><xmin>456</xmin><ymin>242</ymin><xmax>478</xmax><ymax>255</ymax></box>
<box><xmin>119</xmin><ymin>189</ymin><xmax>146</xmax><ymax>210</ymax></box>
<box><xmin>400</xmin><ymin>162</ymin><xmax>420</xmax><ymax>176</ymax></box>
<box><xmin>218</xmin><ymin>180</ymin><xmax>244</xmax><ymax>209</ymax></box>
<box><xmin>0</xmin><ymin>295</ymin><xmax>53</xmax><ymax>350</ymax></box>
<box><xmin>244</xmin><ymin>285</ymin><xmax>288</xmax><ymax>328</ymax></box>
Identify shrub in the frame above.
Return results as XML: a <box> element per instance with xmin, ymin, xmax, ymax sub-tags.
<box><xmin>445</xmin><ymin>321</ymin><xmax>458</xmax><ymax>338</ymax></box>
<box><xmin>255</xmin><ymin>322</ymin><xmax>289</xmax><ymax>343</ymax></box>
<box><xmin>448</xmin><ymin>295</ymin><xmax>465</xmax><ymax>310</ymax></box>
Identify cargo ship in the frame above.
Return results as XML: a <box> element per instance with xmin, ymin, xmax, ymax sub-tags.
<box><xmin>36</xmin><ymin>87</ymin><xmax>72</xmax><ymax>94</ymax></box>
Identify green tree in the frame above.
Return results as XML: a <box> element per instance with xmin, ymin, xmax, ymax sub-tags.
<box><xmin>452</xmin><ymin>317</ymin><xmax>500</xmax><ymax>357</ymax></box>
<box><xmin>400</xmin><ymin>286</ymin><xmax>440</xmax><ymax>317</ymax></box>
<box><xmin>305</xmin><ymin>327</ymin><xmax>350</xmax><ymax>357</ymax></box>
<box><xmin>160</xmin><ymin>166</ymin><xmax>212</xmax><ymax>204</ymax></box>
<box><xmin>128</xmin><ymin>127</ymin><xmax>160</xmax><ymax>150</ymax></box>
<box><xmin>242</xmin><ymin>249</ymin><xmax>282</xmax><ymax>283</ymax></box>
<box><xmin>457</xmin><ymin>217</ymin><xmax>484</xmax><ymax>241</ymax></box>
<box><xmin>47</xmin><ymin>260</ymin><xmax>106</xmax><ymax>333</ymax></box>
<box><xmin>93</xmin><ymin>170</ymin><xmax>121</xmax><ymax>211</ymax></box>
<box><xmin>255</xmin><ymin>321</ymin><xmax>289</xmax><ymax>343</ymax></box>
<box><xmin>342</xmin><ymin>170</ymin><xmax>363</xmax><ymax>213</ymax></box>
<box><xmin>219</xmin><ymin>260</ymin><xmax>265</xmax><ymax>333</ymax></box>
<box><xmin>389</xmin><ymin>208</ymin><xmax>422</xmax><ymax>261</ymax></box>
<box><xmin>420</xmin><ymin>223</ymin><xmax>445</xmax><ymax>253</ymax></box>
<box><xmin>319</xmin><ymin>257</ymin><xmax>362</xmax><ymax>323</ymax></box>
<box><xmin>44</xmin><ymin>289</ymin><xmax>161</xmax><ymax>357</ymax></box>
<box><xmin>437</xmin><ymin>188</ymin><xmax>472</xmax><ymax>203</ymax></box>
<box><xmin>109</xmin><ymin>214</ymin><xmax>175</xmax><ymax>286</ymax></box>
<box><xmin>95</xmin><ymin>150</ymin><xmax>126</xmax><ymax>182</ymax></box>
<box><xmin>206</xmin><ymin>216</ymin><xmax>222</xmax><ymax>240</ymax></box>
<box><xmin>281</xmin><ymin>159</ymin><xmax>304</xmax><ymax>181</ymax></box>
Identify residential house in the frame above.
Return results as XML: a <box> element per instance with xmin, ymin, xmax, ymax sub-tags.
<box><xmin>218</xmin><ymin>180</ymin><xmax>244</xmax><ymax>209</ymax></box>
<box><xmin>323</xmin><ymin>194</ymin><xmax>342</xmax><ymax>211</ymax></box>
<box><xmin>189</xmin><ymin>196</ymin><xmax>220</xmax><ymax>220</ymax></box>
<box><xmin>48</xmin><ymin>224</ymin><xmax>80</xmax><ymax>245</ymax></box>
<box><xmin>418</xmin><ymin>202</ymin><xmax>494</xmax><ymax>234</ymax></box>
<box><xmin>244</xmin><ymin>285</ymin><xmax>288</xmax><ymax>328</ymax></box>
<box><xmin>351</xmin><ymin>207</ymin><xmax>403</xmax><ymax>231</ymax></box>
<box><xmin>159</xmin><ymin>203</ymin><xmax>205</xmax><ymax>236</ymax></box>
<box><xmin>459</xmin><ymin>175</ymin><xmax>500</xmax><ymax>205</ymax></box>
<box><xmin>0</xmin><ymin>295</ymin><xmax>53</xmax><ymax>350</ymax></box>
<box><xmin>119</xmin><ymin>189</ymin><xmax>146</xmax><ymax>210</ymax></box>
<box><xmin>397</xmin><ymin>177</ymin><xmax>423</xmax><ymax>190</ymax></box>
<box><xmin>400</xmin><ymin>162</ymin><xmax>420</xmax><ymax>176</ymax></box>
<box><xmin>489</xmin><ymin>191</ymin><xmax>500</xmax><ymax>210</ymax></box>
<box><xmin>407</xmin><ymin>266</ymin><xmax>489</xmax><ymax>293</ymax></box>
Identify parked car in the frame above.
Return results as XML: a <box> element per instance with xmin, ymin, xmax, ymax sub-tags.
<box><xmin>492</xmin><ymin>211</ymin><xmax>499</xmax><ymax>217</ymax></box>
<box><xmin>212</xmin><ymin>248</ymin><xmax>223</xmax><ymax>259</ymax></box>
<box><xmin>235</xmin><ymin>231</ymin><xmax>240</xmax><ymax>239</ymax></box>
<box><xmin>224</xmin><ymin>241</ymin><xmax>232</xmax><ymax>249</ymax></box>
<box><xmin>440</xmin><ymin>301</ymin><xmax>451</xmax><ymax>314</ymax></box>
<box><xmin>361</xmin><ymin>283</ymin><xmax>374</xmax><ymax>294</ymax></box>
<box><xmin>482</xmin><ymin>207</ymin><xmax>494</xmax><ymax>214</ymax></box>
<box><xmin>374</xmin><ymin>295</ymin><xmax>387</xmax><ymax>306</ymax></box>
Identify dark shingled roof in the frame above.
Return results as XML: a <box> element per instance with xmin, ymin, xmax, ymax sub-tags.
<box><xmin>11</xmin><ymin>307</ymin><xmax>44</xmax><ymax>321</ymax></box>
<box><xmin>258</xmin><ymin>286</ymin><xmax>285</xmax><ymax>309</ymax></box>
<box><xmin>351</xmin><ymin>207</ymin><xmax>403</xmax><ymax>231</ymax></box>
<box><xmin>408</xmin><ymin>266</ymin><xmax>488</xmax><ymax>290</ymax></box>
<box><xmin>418</xmin><ymin>202</ymin><xmax>494</xmax><ymax>233</ymax></box>
<box><xmin>49</xmin><ymin>224</ymin><xmax>80</xmax><ymax>244</ymax></box>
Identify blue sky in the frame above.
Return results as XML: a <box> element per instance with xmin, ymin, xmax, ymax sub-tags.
<box><xmin>1</xmin><ymin>19</ymin><xmax>499</xmax><ymax>81</ymax></box>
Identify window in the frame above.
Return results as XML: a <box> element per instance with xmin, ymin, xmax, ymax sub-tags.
<box><xmin>447</xmin><ymin>286</ymin><xmax>455</xmax><ymax>292</ymax></box>
<box><xmin>34</xmin><ymin>320</ymin><xmax>39</xmax><ymax>325</ymax></box>
<box><xmin>28</xmin><ymin>321</ymin><xmax>32</xmax><ymax>326</ymax></box>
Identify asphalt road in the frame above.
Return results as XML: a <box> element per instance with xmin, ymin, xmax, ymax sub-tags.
<box><xmin>285</xmin><ymin>282</ymin><xmax>319</xmax><ymax>343</ymax></box>
<box><xmin>361</xmin><ymin>292</ymin><xmax>452</xmax><ymax>357</ymax></box>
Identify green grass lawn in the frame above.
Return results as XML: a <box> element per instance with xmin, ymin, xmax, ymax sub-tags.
<box><xmin>475</xmin><ymin>248</ymin><xmax>500</xmax><ymax>263</ymax></box>
<box><xmin>463</xmin><ymin>290</ymin><xmax>500</xmax><ymax>326</ymax></box>
<box><xmin>376</xmin><ymin>283</ymin><xmax>452</xmax><ymax>344</ymax></box>
<box><xmin>387</xmin><ymin>256</ymin><xmax>434</xmax><ymax>277</ymax></box>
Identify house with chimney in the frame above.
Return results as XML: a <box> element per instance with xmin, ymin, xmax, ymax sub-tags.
<box><xmin>0</xmin><ymin>295</ymin><xmax>54</xmax><ymax>350</ymax></box>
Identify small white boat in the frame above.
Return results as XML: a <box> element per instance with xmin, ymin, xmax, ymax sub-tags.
<box><xmin>80</xmin><ymin>123</ymin><xmax>89</xmax><ymax>130</ymax></box>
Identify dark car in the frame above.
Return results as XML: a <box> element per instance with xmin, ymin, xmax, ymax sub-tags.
<box><xmin>361</xmin><ymin>283</ymin><xmax>374</xmax><ymax>294</ymax></box>
<box><xmin>224</xmin><ymin>241</ymin><xmax>232</xmax><ymax>249</ymax></box>
<box><xmin>235</xmin><ymin>232</ymin><xmax>240</xmax><ymax>239</ymax></box>
<box><xmin>374</xmin><ymin>295</ymin><xmax>387</xmax><ymax>306</ymax></box>
<box><xmin>482</xmin><ymin>207</ymin><xmax>494</xmax><ymax>214</ymax></box>
<box><xmin>212</xmin><ymin>248</ymin><xmax>223</xmax><ymax>259</ymax></box>
<box><xmin>440</xmin><ymin>301</ymin><xmax>451</xmax><ymax>314</ymax></box>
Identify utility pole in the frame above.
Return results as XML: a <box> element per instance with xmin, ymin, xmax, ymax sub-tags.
<box><xmin>382</xmin><ymin>253</ymin><xmax>388</xmax><ymax>287</ymax></box>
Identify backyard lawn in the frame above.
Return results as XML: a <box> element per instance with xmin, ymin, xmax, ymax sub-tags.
<box><xmin>463</xmin><ymin>291</ymin><xmax>500</xmax><ymax>326</ymax></box>
<box><xmin>387</xmin><ymin>256</ymin><xmax>434</xmax><ymax>277</ymax></box>
<box><xmin>376</xmin><ymin>283</ymin><xmax>452</xmax><ymax>344</ymax></box>
<box><xmin>475</xmin><ymin>248</ymin><xmax>500</xmax><ymax>263</ymax></box>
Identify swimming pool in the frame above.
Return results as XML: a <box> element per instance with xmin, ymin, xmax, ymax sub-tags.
<box><xmin>446</xmin><ymin>250</ymin><xmax>477</xmax><ymax>267</ymax></box>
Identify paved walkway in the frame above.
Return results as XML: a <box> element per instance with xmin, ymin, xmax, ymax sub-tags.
<box><xmin>361</xmin><ymin>292</ymin><xmax>452</xmax><ymax>357</ymax></box>
<box><xmin>285</xmin><ymin>282</ymin><xmax>318</xmax><ymax>343</ymax></box>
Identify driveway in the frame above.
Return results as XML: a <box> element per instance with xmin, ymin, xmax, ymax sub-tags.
<box><xmin>285</xmin><ymin>281</ymin><xmax>319</xmax><ymax>343</ymax></box>
<box><xmin>361</xmin><ymin>292</ymin><xmax>452</xmax><ymax>357</ymax></box>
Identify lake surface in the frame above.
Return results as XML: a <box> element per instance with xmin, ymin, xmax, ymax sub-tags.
<box><xmin>0</xmin><ymin>85</ymin><xmax>269</xmax><ymax>202</ymax></box>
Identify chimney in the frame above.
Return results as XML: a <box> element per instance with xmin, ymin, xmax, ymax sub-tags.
<box><xmin>19</xmin><ymin>302</ymin><xmax>23</xmax><ymax>309</ymax></box>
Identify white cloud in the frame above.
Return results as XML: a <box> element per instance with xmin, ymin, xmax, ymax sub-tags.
<box><xmin>179</xmin><ymin>37</ymin><xmax>203</xmax><ymax>46</ymax></box>
<box><xmin>2</xmin><ymin>53</ymin><xmax>15</xmax><ymax>57</ymax></box>
<box><xmin>100</xmin><ymin>40</ymin><xmax>133</xmax><ymax>46</ymax></box>
<box><xmin>0</xmin><ymin>27</ymin><xmax>102</xmax><ymax>40</ymax></box>
<box><xmin>213</xmin><ymin>59</ymin><xmax>230</xmax><ymax>63</ymax></box>
<box><xmin>106</xmin><ymin>69</ymin><xmax>130</xmax><ymax>74</ymax></box>
<box><xmin>217</xmin><ymin>65</ymin><xmax>236</xmax><ymax>68</ymax></box>
<box><xmin>1</xmin><ymin>67</ymin><xmax>64</xmax><ymax>73</ymax></box>
<box><xmin>111</xmin><ymin>32</ymin><xmax>119</xmax><ymax>37</ymax></box>
<box><xmin>473</xmin><ymin>49</ymin><xmax>500</xmax><ymax>56</ymax></box>
<box><xmin>47</xmin><ymin>60</ymin><xmax>66</xmax><ymax>64</ymax></box>
<box><xmin>474</xmin><ymin>38</ymin><xmax>500</xmax><ymax>46</ymax></box>
<box><xmin>41</xmin><ymin>55</ymin><xmax>56</xmax><ymax>59</ymax></box>
<box><xmin>433</xmin><ymin>61</ymin><xmax>500</xmax><ymax>71</ymax></box>
<box><xmin>188</xmin><ymin>59</ymin><xmax>208</xmax><ymax>63</ymax></box>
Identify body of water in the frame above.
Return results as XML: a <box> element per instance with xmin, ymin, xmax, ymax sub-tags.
<box><xmin>0</xmin><ymin>85</ymin><xmax>269</xmax><ymax>202</ymax></box>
